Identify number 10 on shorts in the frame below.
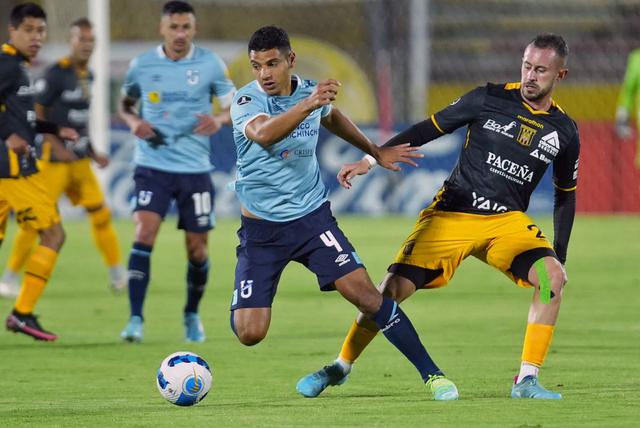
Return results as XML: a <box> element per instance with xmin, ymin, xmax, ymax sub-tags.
<box><xmin>192</xmin><ymin>192</ymin><xmax>212</xmax><ymax>215</ymax></box>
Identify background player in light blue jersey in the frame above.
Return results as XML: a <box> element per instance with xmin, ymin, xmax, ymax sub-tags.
<box><xmin>229</xmin><ymin>26</ymin><xmax>457</xmax><ymax>399</ymax></box>
<box><xmin>118</xmin><ymin>1</ymin><xmax>236</xmax><ymax>343</ymax></box>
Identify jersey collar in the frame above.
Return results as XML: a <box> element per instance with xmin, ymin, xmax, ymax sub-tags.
<box><xmin>156</xmin><ymin>43</ymin><xmax>195</xmax><ymax>61</ymax></box>
<box><xmin>1</xmin><ymin>43</ymin><xmax>29</xmax><ymax>62</ymax></box>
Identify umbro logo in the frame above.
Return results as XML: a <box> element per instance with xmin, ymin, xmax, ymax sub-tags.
<box><xmin>335</xmin><ymin>254</ymin><xmax>351</xmax><ymax>266</ymax></box>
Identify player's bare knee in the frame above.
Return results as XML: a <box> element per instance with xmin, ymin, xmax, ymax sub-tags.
<box><xmin>186</xmin><ymin>244</ymin><xmax>207</xmax><ymax>262</ymax></box>
<box><xmin>356</xmin><ymin>289</ymin><xmax>384</xmax><ymax>317</ymax></box>
<box><xmin>235</xmin><ymin>325</ymin><xmax>267</xmax><ymax>346</ymax></box>
<box><xmin>135</xmin><ymin>226</ymin><xmax>158</xmax><ymax>246</ymax></box>
<box><xmin>39</xmin><ymin>225</ymin><xmax>65</xmax><ymax>250</ymax></box>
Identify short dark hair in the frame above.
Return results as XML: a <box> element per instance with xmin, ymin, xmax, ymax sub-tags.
<box><xmin>162</xmin><ymin>1</ymin><xmax>194</xmax><ymax>16</ymax></box>
<box><xmin>248</xmin><ymin>26</ymin><xmax>291</xmax><ymax>54</ymax></box>
<box><xmin>70</xmin><ymin>17</ymin><xmax>92</xmax><ymax>29</ymax></box>
<box><xmin>10</xmin><ymin>2</ymin><xmax>46</xmax><ymax>28</ymax></box>
<box><xmin>530</xmin><ymin>33</ymin><xmax>569</xmax><ymax>60</ymax></box>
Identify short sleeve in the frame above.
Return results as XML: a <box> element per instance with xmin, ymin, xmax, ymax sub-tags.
<box><xmin>553</xmin><ymin>126</ymin><xmax>580</xmax><ymax>191</ymax></box>
<box><xmin>230</xmin><ymin>92</ymin><xmax>269</xmax><ymax>139</ymax></box>
<box><xmin>121</xmin><ymin>57</ymin><xmax>141</xmax><ymax>100</ymax></box>
<box><xmin>209</xmin><ymin>54</ymin><xmax>236</xmax><ymax>109</ymax></box>
<box><xmin>432</xmin><ymin>86</ymin><xmax>487</xmax><ymax>133</ymax></box>
<box><xmin>35</xmin><ymin>67</ymin><xmax>62</xmax><ymax>107</ymax></box>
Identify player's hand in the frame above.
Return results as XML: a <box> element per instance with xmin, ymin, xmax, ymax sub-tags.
<box><xmin>58</xmin><ymin>127</ymin><xmax>79</xmax><ymax>142</ymax></box>
<box><xmin>305</xmin><ymin>79</ymin><xmax>341</xmax><ymax>112</ymax></box>
<box><xmin>5</xmin><ymin>133</ymin><xmax>29</xmax><ymax>155</ymax></box>
<box><xmin>194</xmin><ymin>114</ymin><xmax>223</xmax><ymax>136</ymax></box>
<box><xmin>132</xmin><ymin>119</ymin><xmax>156</xmax><ymax>140</ymax></box>
<box><xmin>92</xmin><ymin>152</ymin><xmax>110</xmax><ymax>168</ymax></box>
<box><xmin>337</xmin><ymin>159</ymin><xmax>371</xmax><ymax>189</ymax></box>
<box><xmin>374</xmin><ymin>144</ymin><xmax>423</xmax><ymax>171</ymax></box>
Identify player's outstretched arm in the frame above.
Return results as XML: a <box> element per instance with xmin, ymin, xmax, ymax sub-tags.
<box><xmin>322</xmin><ymin>107</ymin><xmax>422</xmax><ymax>171</ymax></box>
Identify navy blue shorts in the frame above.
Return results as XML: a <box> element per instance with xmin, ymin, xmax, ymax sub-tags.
<box><xmin>132</xmin><ymin>166</ymin><xmax>215</xmax><ymax>232</ymax></box>
<box><xmin>230</xmin><ymin>202</ymin><xmax>364</xmax><ymax>310</ymax></box>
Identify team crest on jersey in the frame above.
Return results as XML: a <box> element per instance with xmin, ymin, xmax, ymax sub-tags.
<box><xmin>516</xmin><ymin>124</ymin><xmax>537</xmax><ymax>146</ymax></box>
<box><xmin>237</xmin><ymin>95</ymin><xmax>252</xmax><ymax>105</ymax></box>
<box><xmin>186</xmin><ymin>69</ymin><xmax>199</xmax><ymax>85</ymax></box>
<box><xmin>147</xmin><ymin>91</ymin><xmax>161</xmax><ymax>103</ymax></box>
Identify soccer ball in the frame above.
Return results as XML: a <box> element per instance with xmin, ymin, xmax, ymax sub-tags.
<box><xmin>156</xmin><ymin>351</ymin><xmax>212</xmax><ymax>406</ymax></box>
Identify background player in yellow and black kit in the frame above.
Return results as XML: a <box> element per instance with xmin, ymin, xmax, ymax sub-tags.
<box><xmin>298</xmin><ymin>33</ymin><xmax>579</xmax><ymax>400</ymax></box>
<box><xmin>0</xmin><ymin>3</ymin><xmax>80</xmax><ymax>341</ymax></box>
<box><xmin>0</xmin><ymin>18</ymin><xmax>126</xmax><ymax>299</ymax></box>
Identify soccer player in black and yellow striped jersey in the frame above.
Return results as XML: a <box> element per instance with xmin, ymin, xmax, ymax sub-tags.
<box><xmin>298</xmin><ymin>34</ymin><xmax>579</xmax><ymax>400</ymax></box>
<box><xmin>0</xmin><ymin>3</ymin><xmax>80</xmax><ymax>341</ymax></box>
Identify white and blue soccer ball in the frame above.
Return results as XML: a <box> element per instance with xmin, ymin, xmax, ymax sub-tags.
<box><xmin>156</xmin><ymin>351</ymin><xmax>212</xmax><ymax>406</ymax></box>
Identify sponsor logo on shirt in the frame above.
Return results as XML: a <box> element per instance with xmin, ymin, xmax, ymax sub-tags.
<box><xmin>538</xmin><ymin>131</ymin><xmax>560</xmax><ymax>156</ymax></box>
<box><xmin>147</xmin><ymin>91</ymin><xmax>161</xmax><ymax>103</ymax></box>
<box><xmin>17</xmin><ymin>84</ymin><xmax>37</xmax><ymax>96</ymax></box>
<box><xmin>61</xmin><ymin>87</ymin><xmax>85</xmax><ymax>101</ymax></box>
<box><xmin>483</xmin><ymin>118</ymin><xmax>517</xmax><ymax>138</ymax></box>
<box><xmin>279</xmin><ymin>148</ymin><xmax>314</xmax><ymax>160</ymax></box>
<box><xmin>529</xmin><ymin>149</ymin><xmax>552</xmax><ymax>164</ymax></box>
<box><xmin>517</xmin><ymin>115</ymin><xmax>544</xmax><ymax>129</ymax></box>
<box><xmin>471</xmin><ymin>191</ymin><xmax>507</xmax><ymax>212</ymax></box>
<box><xmin>289</xmin><ymin>121</ymin><xmax>318</xmax><ymax>139</ymax></box>
<box><xmin>485</xmin><ymin>151</ymin><xmax>534</xmax><ymax>185</ymax></box>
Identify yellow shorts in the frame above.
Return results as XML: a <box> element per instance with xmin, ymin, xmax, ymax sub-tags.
<box><xmin>393</xmin><ymin>207</ymin><xmax>555</xmax><ymax>289</ymax></box>
<box><xmin>33</xmin><ymin>158</ymin><xmax>105</xmax><ymax>209</ymax></box>
<box><xmin>0</xmin><ymin>175</ymin><xmax>60</xmax><ymax>232</ymax></box>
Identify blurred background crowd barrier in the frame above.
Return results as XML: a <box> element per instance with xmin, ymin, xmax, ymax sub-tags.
<box><xmin>2</xmin><ymin>0</ymin><xmax>639</xmax><ymax>216</ymax></box>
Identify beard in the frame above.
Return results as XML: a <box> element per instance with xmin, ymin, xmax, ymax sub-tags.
<box><xmin>522</xmin><ymin>83</ymin><xmax>552</xmax><ymax>102</ymax></box>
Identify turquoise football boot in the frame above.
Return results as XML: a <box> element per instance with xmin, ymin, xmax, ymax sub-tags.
<box><xmin>296</xmin><ymin>362</ymin><xmax>348</xmax><ymax>398</ymax></box>
<box><xmin>511</xmin><ymin>375</ymin><xmax>562</xmax><ymax>399</ymax></box>
<box><xmin>120</xmin><ymin>315</ymin><xmax>143</xmax><ymax>342</ymax></box>
<box><xmin>184</xmin><ymin>312</ymin><xmax>206</xmax><ymax>343</ymax></box>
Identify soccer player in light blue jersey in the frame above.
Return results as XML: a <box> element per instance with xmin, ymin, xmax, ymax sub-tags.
<box><xmin>228</xmin><ymin>26</ymin><xmax>458</xmax><ymax>399</ymax></box>
<box><xmin>118</xmin><ymin>1</ymin><xmax>236</xmax><ymax>343</ymax></box>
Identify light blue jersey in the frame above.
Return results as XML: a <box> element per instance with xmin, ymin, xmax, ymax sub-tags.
<box><xmin>122</xmin><ymin>45</ymin><xmax>236</xmax><ymax>173</ymax></box>
<box><xmin>230</xmin><ymin>76</ymin><xmax>332</xmax><ymax>221</ymax></box>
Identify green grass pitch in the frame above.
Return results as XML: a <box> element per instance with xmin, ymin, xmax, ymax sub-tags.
<box><xmin>0</xmin><ymin>215</ymin><xmax>638</xmax><ymax>427</ymax></box>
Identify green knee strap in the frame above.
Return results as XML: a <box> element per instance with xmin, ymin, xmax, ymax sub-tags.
<box><xmin>534</xmin><ymin>259</ymin><xmax>551</xmax><ymax>304</ymax></box>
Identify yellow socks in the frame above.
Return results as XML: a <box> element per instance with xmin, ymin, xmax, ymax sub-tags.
<box><xmin>517</xmin><ymin>323</ymin><xmax>555</xmax><ymax>383</ymax></box>
<box><xmin>338</xmin><ymin>319</ymin><xmax>380</xmax><ymax>364</ymax></box>
<box><xmin>14</xmin><ymin>246</ymin><xmax>58</xmax><ymax>314</ymax></box>
<box><xmin>7</xmin><ymin>228</ymin><xmax>38</xmax><ymax>273</ymax></box>
<box><xmin>89</xmin><ymin>206</ymin><xmax>121</xmax><ymax>267</ymax></box>
<box><xmin>521</xmin><ymin>323</ymin><xmax>555</xmax><ymax>366</ymax></box>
